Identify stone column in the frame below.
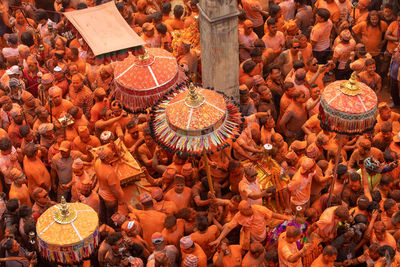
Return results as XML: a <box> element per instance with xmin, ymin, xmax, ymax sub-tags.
<box><xmin>198</xmin><ymin>0</ymin><xmax>240</xmax><ymax>102</ymax></box>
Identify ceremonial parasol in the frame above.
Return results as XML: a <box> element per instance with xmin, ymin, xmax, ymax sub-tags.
<box><xmin>113</xmin><ymin>48</ymin><xmax>187</xmax><ymax>112</ymax></box>
<box><xmin>149</xmin><ymin>83</ymin><xmax>243</xmax><ymax>193</ymax></box>
<box><xmin>64</xmin><ymin>2</ymin><xmax>146</xmax><ymax>64</ymax></box>
<box><xmin>36</xmin><ymin>197</ymin><xmax>99</xmax><ymax>265</ymax></box>
<box><xmin>319</xmin><ymin>72</ymin><xmax>378</xmax><ymax>205</ymax></box>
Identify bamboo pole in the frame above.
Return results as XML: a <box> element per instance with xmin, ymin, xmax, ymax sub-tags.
<box><xmin>202</xmin><ymin>150</ymin><xmax>215</xmax><ymax>195</ymax></box>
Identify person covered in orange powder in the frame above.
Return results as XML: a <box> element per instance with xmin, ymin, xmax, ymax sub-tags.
<box><xmin>129</xmin><ymin>193</ymin><xmax>167</xmax><ymax>247</ymax></box>
<box><xmin>164</xmin><ymin>175</ymin><xmax>193</xmax><ymax>211</ymax></box>
<box><xmin>22</xmin><ymin>143</ymin><xmax>51</xmax><ymax>197</ymax></box>
<box><xmin>72</xmin><ymin>125</ymin><xmax>101</xmax><ymax>156</ymax></box>
<box><xmin>190</xmin><ymin>215</ymin><xmax>220</xmax><ymax>261</ymax></box>
<box><xmin>95</xmin><ymin>146</ymin><xmax>130</xmax><ymax>226</ymax></box>
<box><xmin>46</xmin><ymin>86</ymin><xmax>73</xmax><ymax>119</ymax></box>
<box><xmin>278</xmin><ymin>225</ymin><xmax>312</xmax><ymax>266</ymax></box>
<box><xmin>151</xmin><ymin>187</ymin><xmax>178</xmax><ymax>216</ymax></box>
<box><xmin>68</xmin><ymin>74</ymin><xmax>94</xmax><ymax>118</ymax></box>
<box><xmin>161</xmin><ymin>215</ymin><xmax>185</xmax><ymax>249</ymax></box>
<box><xmin>180</xmin><ymin>235</ymin><xmax>207</xmax><ymax>267</ymax></box>
<box><xmin>210</xmin><ymin>200</ymin><xmax>290</xmax><ymax>247</ymax></box>
<box><xmin>8</xmin><ymin>168</ymin><xmax>31</xmax><ymax>207</ymax></box>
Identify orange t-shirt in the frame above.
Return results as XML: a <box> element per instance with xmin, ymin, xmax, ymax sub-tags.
<box><xmin>162</xmin><ymin>219</ymin><xmax>185</xmax><ymax>248</ymax></box>
<box><xmin>352</xmin><ymin>21</ymin><xmax>388</xmax><ymax>57</ymax></box>
<box><xmin>287</xmin><ymin>170</ymin><xmax>313</xmax><ymax>206</ymax></box>
<box><xmin>131</xmin><ymin>209</ymin><xmax>167</xmax><ymax>247</ymax></box>
<box><xmin>242</xmin><ymin>0</ymin><xmax>263</xmax><ymax>27</ymax></box>
<box><xmin>386</xmin><ymin>21</ymin><xmax>400</xmax><ymax>53</ymax></box>
<box><xmin>181</xmin><ymin>243</ymin><xmax>207</xmax><ymax>267</ymax></box>
<box><xmin>315</xmin><ymin>206</ymin><xmax>339</xmax><ymax>241</ymax></box>
<box><xmin>310</xmin><ymin>21</ymin><xmax>333</xmax><ymax>51</ymax></box>
<box><xmin>190</xmin><ymin>225</ymin><xmax>220</xmax><ymax>260</ymax></box>
<box><xmin>315</xmin><ymin>0</ymin><xmax>340</xmax><ymax>23</ymax></box>
<box><xmin>278</xmin><ymin>232</ymin><xmax>302</xmax><ymax>267</ymax></box>
<box><xmin>46</xmin><ymin>99</ymin><xmax>74</xmax><ymax>119</ymax></box>
<box><xmin>164</xmin><ymin>187</ymin><xmax>192</xmax><ymax>211</ymax></box>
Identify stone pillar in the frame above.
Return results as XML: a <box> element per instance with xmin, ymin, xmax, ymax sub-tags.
<box><xmin>198</xmin><ymin>0</ymin><xmax>240</xmax><ymax>102</ymax></box>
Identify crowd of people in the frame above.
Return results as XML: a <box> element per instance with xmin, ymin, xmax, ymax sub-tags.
<box><xmin>0</xmin><ymin>0</ymin><xmax>400</xmax><ymax>266</ymax></box>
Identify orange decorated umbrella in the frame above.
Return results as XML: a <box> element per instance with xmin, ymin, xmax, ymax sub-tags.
<box><xmin>319</xmin><ymin>72</ymin><xmax>378</xmax><ymax>205</ymax></box>
<box><xmin>36</xmin><ymin>197</ymin><xmax>99</xmax><ymax>265</ymax></box>
<box><xmin>149</xmin><ymin>83</ymin><xmax>243</xmax><ymax>193</ymax></box>
<box><xmin>113</xmin><ymin>48</ymin><xmax>187</xmax><ymax>111</ymax></box>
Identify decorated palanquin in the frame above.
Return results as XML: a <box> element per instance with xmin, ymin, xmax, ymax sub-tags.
<box><xmin>243</xmin><ymin>145</ymin><xmax>290</xmax><ymax>213</ymax></box>
<box><xmin>91</xmin><ymin>138</ymin><xmax>143</xmax><ymax>187</ymax></box>
<box><xmin>113</xmin><ymin>48</ymin><xmax>187</xmax><ymax>112</ymax></box>
<box><xmin>36</xmin><ymin>198</ymin><xmax>99</xmax><ymax>265</ymax></box>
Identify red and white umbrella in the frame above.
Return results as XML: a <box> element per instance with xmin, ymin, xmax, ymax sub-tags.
<box><xmin>113</xmin><ymin>48</ymin><xmax>187</xmax><ymax>111</ymax></box>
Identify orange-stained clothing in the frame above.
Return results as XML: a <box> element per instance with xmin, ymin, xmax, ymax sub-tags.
<box><xmin>212</xmin><ymin>245</ymin><xmax>242</xmax><ymax>267</ymax></box>
<box><xmin>154</xmin><ymin>200</ymin><xmax>178</xmax><ymax>216</ymax></box>
<box><xmin>242</xmin><ymin>251</ymin><xmax>265</xmax><ymax>267</ymax></box>
<box><xmin>375</xmin><ymin>112</ymin><xmax>400</xmax><ymax>134</ymax></box>
<box><xmin>46</xmin><ymin>99</ymin><xmax>74</xmax><ymax>119</ymax></box>
<box><xmin>73</xmin><ymin>135</ymin><xmax>101</xmax><ymax>155</ymax></box>
<box><xmin>130</xmin><ymin>209</ymin><xmax>167</xmax><ymax>247</ymax></box>
<box><xmin>242</xmin><ymin>0</ymin><xmax>263</xmax><ymax>27</ymax></box>
<box><xmin>91</xmin><ymin>101</ymin><xmax>109</xmax><ymax>123</ymax></box>
<box><xmin>94</xmin><ymin>158</ymin><xmax>123</xmax><ymax>202</ymax></box>
<box><xmin>180</xmin><ymin>243</ymin><xmax>207</xmax><ymax>267</ymax></box>
<box><xmin>227</xmin><ymin>204</ymin><xmax>273</xmax><ymax>243</ymax></box>
<box><xmin>80</xmin><ymin>191</ymin><xmax>100</xmax><ymax>214</ymax></box>
<box><xmin>23</xmin><ymin>155</ymin><xmax>51</xmax><ymax>195</ymax></box>
<box><xmin>238</xmin><ymin>178</ymin><xmax>263</xmax><ymax>205</ymax></box>
<box><xmin>315</xmin><ymin>0</ymin><xmax>340</xmax><ymax>23</ymax></box>
<box><xmin>70</xmin><ymin>57</ymin><xmax>87</xmax><ymax>75</ymax></box>
<box><xmin>190</xmin><ymin>225</ymin><xmax>220</xmax><ymax>260</ymax></box>
<box><xmin>315</xmin><ymin>206</ymin><xmax>340</xmax><ymax>241</ymax></box>
<box><xmin>352</xmin><ymin>21</ymin><xmax>388</xmax><ymax>57</ymax></box>
<box><xmin>164</xmin><ymin>187</ymin><xmax>193</xmax><ymax>211</ymax></box>
<box><xmin>69</xmin><ymin>85</ymin><xmax>94</xmax><ymax>116</ymax></box>
<box><xmin>162</xmin><ymin>219</ymin><xmax>185</xmax><ymax>248</ymax></box>
<box><xmin>310</xmin><ymin>20</ymin><xmax>333</xmax><ymax>51</ymax></box>
<box><xmin>386</xmin><ymin>21</ymin><xmax>400</xmax><ymax>53</ymax></box>
<box><xmin>287</xmin><ymin>170</ymin><xmax>313</xmax><ymax>206</ymax></box>
<box><xmin>278</xmin><ymin>232</ymin><xmax>302</xmax><ymax>267</ymax></box>
<box><xmin>9</xmin><ymin>183</ymin><xmax>31</xmax><ymax>207</ymax></box>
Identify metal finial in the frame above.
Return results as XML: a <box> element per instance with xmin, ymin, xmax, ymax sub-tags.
<box><xmin>54</xmin><ymin>196</ymin><xmax>77</xmax><ymax>224</ymax></box>
<box><xmin>185</xmin><ymin>83</ymin><xmax>204</xmax><ymax>107</ymax></box>
<box><xmin>340</xmin><ymin>72</ymin><xmax>361</xmax><ymax>96</ymax></box>
<box><xmin>60</xmin><ymin>196</ymin><xmax>70</xmax><ymax>217</ymax></box>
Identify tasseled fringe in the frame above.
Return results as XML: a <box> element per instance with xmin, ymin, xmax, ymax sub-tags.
<box><xmin>113</xmin><ymin>69</ymin><xmax>187</xmax><ymax>112</ymax></box>
<box><xmin>149</xmin><ymin>84</ymin><xmax>243</xmax><ymax>154</ymax></box>
<box><xmin>38</xmin><ymin>228</ymin><xmax>99</xmax><ymax>265</ymax></box>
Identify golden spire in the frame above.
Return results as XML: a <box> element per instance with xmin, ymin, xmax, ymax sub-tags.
<box><xmin>340</xmin><ymin>72</ymin><xmax>361</xmax><ymax>96</ymax></box>
<box><xmin>185</xmin><ymin>83</ymin><xmax>204</xmax><ymax>107</ymax></box>
<box><xmin>54</xmin><ymin>196</ymin><xmax>77</xmax><ymax>224</ymax></box>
